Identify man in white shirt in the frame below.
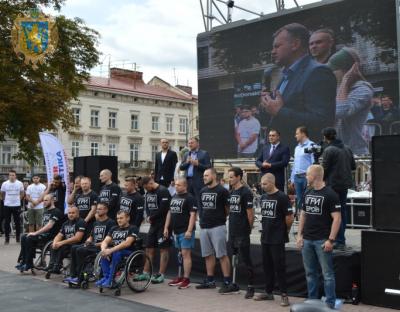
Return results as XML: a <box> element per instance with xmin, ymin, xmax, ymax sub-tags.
<box><xmin>26</xmin><ymin>175</ymin><xmax>47</xmax><ymax>233</ymax></box>
<box><xmin>236</xmin><ymin>105</ymin><xmax>261</xmax><ymax>158</ymax></box>
<box><xmin>1</xmin><ymin>170</ymin><xmax>25</xmax><ymax>244</ymax></box>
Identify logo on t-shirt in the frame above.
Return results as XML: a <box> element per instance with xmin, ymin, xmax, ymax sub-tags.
<box><xmin>112</xmin><ymin>229</ymin><xmax>129</xmax><ymax>245</ymax></box>
<box><xmin>99</xmin><ymin>190</ymin><xmax>110</xmax><ymax>202</ymax></box>
<box><xmin>146</xmin><ymin>194</ymin><xmax>158</xmax><ymax>210</ymax></box>
<box><xmin>42</xmin><ymin>213</ymin><xmax>51</xmax><ymax>225</ymax></box>
<box><xmin>63</xmin><ymin>224</ymin><xmax>76</xmax><ymax>239</ymax></box>
<box><xmin>76</xmin><ymin>196</ymin><xmax>90</xmax><ymax>211</ymax></box>
<box><xmin>261</xmin><ymin>200</ymin><xmax>277</xmax><ymax>218</ymax></box>
<box><xmin>120</xmin><ymin>197</ymin><xmax>133</xmax><ymax>213</ymax></box>
<box><xmin>304</xmin><ymin>195</ymin><xmax>324</xmax><ymax>215</ymax></box>
<box><xmin>201</xmin><ymin>193</ymin><xmax>217</xmax><ymax>210</ymax></box>
<box><xmin>170</xmin><ymin>198</ymin><xmax>184</xmax><ymax>214</ymax></box>
<box><xmin>93</xmin><ymin>225</ymin><xmax>107</xmax><ymax>242</ymax></box>
<box><xmin>229</xmin><ymin>195</ymin><xmax>241</xmax><ymax>213</ymax></box>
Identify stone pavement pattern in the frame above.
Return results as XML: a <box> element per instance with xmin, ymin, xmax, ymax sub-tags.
<box><xmin>0</xmin><ymin>237</ymin><xmax>392</xmax><ymax>312</ymax></box>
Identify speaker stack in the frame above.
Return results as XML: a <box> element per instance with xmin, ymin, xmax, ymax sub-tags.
<box><xmin>73</xmin><ymin>156</ymin><xmax>118</xmax><ymax>193</ymax></box>
<box><xmin>361</xmin><ymin>135</ymin><xmax>400</xmax><ymax>309</ymax></box>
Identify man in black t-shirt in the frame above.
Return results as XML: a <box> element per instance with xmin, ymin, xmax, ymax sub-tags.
<box><xmin>16</xmin><ymin>194</ymin><xmax>63</xmax><ymax>272</ymax></box>
<box><xmin>119</xmin><ymin>177</ymin><xmax>144</xmax><ymax>229</ymax></box>
<box><xmin>74</xmin><ymin>177</ymin><xmax>98</xmax><ymax>232</ymax></box>
<box><xmin>65</xmin><ymin>202</ymin><xmax>115</xmax><ymax>285</ymax></box>
<box><xmin>40</xmin><ymin>175</ymin><xmax>66</xmax><ymax>214</ymax></box>
<box><xmin>47</xmin><ymin>206</ymin><xmax>86</xmax><ymax>275</ymax></box>
<box><xmin>96</xmin><ymin>210</ymin><xmax>138</xmax><ymax>288</ymax></box>
<box><xmin>254</xmin><ymin>173</ymin><xmax>293</xmax><ymax>307</ymax></box>
<box><xmin>136</xmin><ymin>176</ymin><xmax>171</xmax><ymax>284</ymax></box>
<box><xmin>296</xmin><ymin>165</ymin><xmax>341</xmax><ymax>309</ymax></box>
<box><xmin>163</xmin><ymin>177</ymin><xmax>197</xmax><ymax>289</ymax></box>
<box><xmin>196</xmin><ymin>168</ymin><xmax>239</xmax><ymax>294</ymax></box>
<box><xmin>98</xmin><ymin>169</ymin><xmax>121</xmax><ymax>220</ymax></box>
<box><xmin>227</xmin><ymin>167</ymin><xmax>255</xmax><ymax>299</ymax></box>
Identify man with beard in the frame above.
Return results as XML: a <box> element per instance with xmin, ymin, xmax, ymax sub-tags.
<box><xmin>16</xmin><ymin>194</ymin><xmax>63</xmax><ymax>272</ymax></box>
<box><xmin>119</xmin><ymin>177</ymin><xmax>144</xmax><ymax>229</ymax></box>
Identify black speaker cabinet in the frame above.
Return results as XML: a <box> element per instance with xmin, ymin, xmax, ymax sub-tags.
<box><xmin>73</xmin><ymin>156</ymin><xmax>118</xmax><ymax>193</ymax></box>
<box><xmin>361</xmin><ymin>230</ymin><xmax>400</xmax><ymax>309</ymax></box>
<box><xmin>371</xmin><ymin>135</ymin><xmax>400</xmax><ymax>231</ymax></box>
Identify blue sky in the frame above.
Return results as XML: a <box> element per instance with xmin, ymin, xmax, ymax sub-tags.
<box><xmin>47</xmin><ymin>0</ymin><xmax>319</xmax><ymax>94</ymax></box>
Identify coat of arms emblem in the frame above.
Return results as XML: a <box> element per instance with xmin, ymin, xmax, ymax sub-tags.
<box><xmin>11</xmin><ymin>9</ymin><xmax>58</xmax><ymax>69</ymax></box>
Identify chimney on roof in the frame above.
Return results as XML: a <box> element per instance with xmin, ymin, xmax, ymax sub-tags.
<box><xmin>110</xmin><ymin>68</ymin><xmax>144</xmax><ymax>84</ymax></box>
<box><xmin>176</xmin><ymin>84</ymin><xmax>192</xmax><ymax>95</ymax></box>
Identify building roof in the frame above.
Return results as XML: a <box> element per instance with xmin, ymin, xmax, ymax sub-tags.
<box><xmin>86</xmin><ymin>75</ymin><xmax>195</xmax><ymax>102</ymax></box>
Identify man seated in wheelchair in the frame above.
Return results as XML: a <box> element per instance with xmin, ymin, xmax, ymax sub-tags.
<box><xmin>64</xmin><ymin>202</ymin><xmax>115</xmax><ymax>285</ymax></box>
<box><xmin>96</xmin><ymin>210</ymin><xmax>139</xmax><ymax>288</ymax></box>
<box><xmin>16</xmin><ymin>194</ymin><xmax>63</xmax><ymax>272</ymax></box>
<box><xmin>46</xmin><ymin>206</ymin><xmax>86</xmax><ymax>274</ymax></box>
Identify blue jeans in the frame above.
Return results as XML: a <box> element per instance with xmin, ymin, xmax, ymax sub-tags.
<box><xmin>302</xmin><ymin>239</ymin><xmax>336</xmax><ymax>308</ymax></box>
<box><xmin>334</xmin><ymin>189</ymin><xmax>348</xmax><ymax>245</ymax></box>
<box><xmin>294</xmin><ymin>175</ymin><xmax>307</xmax><ymax>214</ymax></box>
<box><xmin>100</xmin><ymin>249</ymin><xmax>132</xmax><ymax>282</ymax></box>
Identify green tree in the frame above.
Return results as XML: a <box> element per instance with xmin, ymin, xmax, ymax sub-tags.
<box><xmin>0</xmin><ymin>0</ymin><xmax>99</xmax><ymax>163</ymax></box>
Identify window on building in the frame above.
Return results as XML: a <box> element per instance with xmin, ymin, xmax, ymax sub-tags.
<box><xmin>131</xmin><ymin>114</ymin><xmax>139</xmax><ymax>130</ymax></box>
<box><xmin>108</xmin><ymin>143</ymin><xmax>117</xmax><ymax>156</ymax></box>
<box><xmin>166</xmin><ymin>117</ymin><xmax>173</xmax><ymax>132</ymax></box>
<box><xmin>179</xmin><ymin>117</ymin><xmax>187</xmax><ymax>134</ymax></box>
<box><xmin>151</xmin><ymin>116</ymin><xmax>159</xmax><ymax>131</ymax></box>
<box><xmin>72</xmin><ymin>108</ymin><xmax>80</xmax><ymax>125</ymax></box>
<box><xmin>90</xmin><ymin>110</ymin><xmax>99</xmax><ymax>127</ymax></box>
<box><xmin>130</xmin><ymin>143</ymin><xmax>140</xmax><ymax>162</ymax></box>
<box><xmin>108</xmin><ymin>111</ymin><xmax>117</xmax><ymax>129</ymax></box>
<box><xmin>1</xmin><ymin>145</ymin><xmax>13</xmax><ymax>165</ymax></box>
<box><xmin>71</xmin><ymin>141</ymin><xmax>80</xmax><ymax>158</ymax></box>
<box><xmin>90</xmin><ymin>142</ymin><xmax>99</xmax><ymax>156</ymax></box>
<box><xmin>151</xmin><ymin>144</ymin><xmax>158</xmax><ymax>163</ymax></box>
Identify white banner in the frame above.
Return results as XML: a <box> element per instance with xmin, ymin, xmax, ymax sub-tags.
<box><xmin>39</xmin><ymin>132</ymin><xmax>70</xmax><ymax>213</ymax></box>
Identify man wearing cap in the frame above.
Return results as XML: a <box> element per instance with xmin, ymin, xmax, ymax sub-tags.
<box><xmin>235</xmin><ymin>104</ymin><xmax>261</xmax><ymax>158</ymax></box>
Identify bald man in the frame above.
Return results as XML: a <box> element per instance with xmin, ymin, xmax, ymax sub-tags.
<box><xmin>46</xmin><ymin>206</ymin><xmax>86</xmax><ymax>276</ymax></box>
<box><xmin>16</xmin><ymin>194</ymin><xmax>63</xmax><ymax>272</ymax></box>
<box><xmin>296</xmin><ymin>165</ymin><xmax>341</xmax><ymax>309</ymax></box>
<box><xmin>98</xmin><ymin>169</ymin><xmax>121</xmax><ymax>220</ymax></box>
<box><xmin>255</xmin><ymin>173</ymin><xmax>293</xmax><ymax>306</ymax></box>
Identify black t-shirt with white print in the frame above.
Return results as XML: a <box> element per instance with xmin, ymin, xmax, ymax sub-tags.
<box><xmin>91</xmin><ymin>218</ymin><xmax>116</xmax><ymax>244</ymax></box>
<box><xmin>74</xmin><ymin>190</ymin><xmax>98</xmax><ymax>220</ymax></box>
<box><xmin>60</xmin><ymin>218</ymin><xmax>86</xmax><ymax>240</ymax></box>
<box><xmin>170</xmin><ymin>192</ymin><xmax>197</xmax><ymax>234</ymax></box>
<box><xmin>119</xmin><ymin>191</ymin><xmax>144</xmax><ymax>228</ymax></box>
<box><xmin>302</xmin><ymin>186</ymin><xmax>340</xmax><ymax>241</ymax></box>
<box><xmin>99</xmin><ymin>182</ymin><xmax>121</xmax><ymax>220</ymax></box>
<box><xmin>260</xmin><ymin>190</ymin><xmax>292</xmax><ymax>244</ymax></box>
<box><xmin>144</xmin><ymin>185</ymin><xmax>171</xmax><ymax>225</ymax></box>
<box><xmin>42</xmin><ymin>207</ymin><xmax>63</xmax><ymax>238</ymax></box>
<box><xmin>50</xmin><ymin>184</ymin><xmax>66</xmax><ymax>212</ymax></box>
<box><xmin>107</xmin><ymin>224</ymin><xmax>139</xmax><ymax>248</ymax></box>
<box><xmin>199</xmin><ymin>184</ymin><xmax>229</xmax><ymax>229</ymax></box>
<box><xmin>228</xmin><ymin>186</ymin><xmax>254</xmax><ymax>237</ymax></box>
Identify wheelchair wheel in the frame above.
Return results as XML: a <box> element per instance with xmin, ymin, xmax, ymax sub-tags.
<box><xmin>93</xmin><ymin>252</ymin><xmax>102</xmax><ymax>279</ymax></box>
<box><xmin>39</xmin><ymin>240</ymin><xmax>53</xmax><ymax>270</ymax></box>
<box><xmin>81</xmin><ymin>281</ymin><xmax>89</xmax><ymax>289</ymax></box>
<box><xmin>125</xmin><ymin>250</ymin><xmax>152</xmax><ymax>292</ymax></box>
<box><xmin>114</xmin><ymin>288</ymin><xmax>121</xmax><ymax>296</ymax></box>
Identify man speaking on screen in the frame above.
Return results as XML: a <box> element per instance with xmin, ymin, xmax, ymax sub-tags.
<box><xmin>261</xmin><ymin>23</ymin><xmax>337</xmax><ymax>144</ymax></box>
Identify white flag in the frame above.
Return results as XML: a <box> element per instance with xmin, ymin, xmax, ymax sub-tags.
<box><xmin>39</xmin><ymin>132</ymin><xmax>70</xmax><ymax>213</ymax></box>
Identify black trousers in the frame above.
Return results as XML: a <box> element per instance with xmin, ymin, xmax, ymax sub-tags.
<box><xmin>230</xmin><ymin>236</ymin><xmax>254</xmax><ymax>286</ymax></box>
<box><xmin>18</xmin><ymin>234</ymin><xmax>50</xmax><ymax>266</ymax></box>
<box><xmin>70</xmin><ymin>244</ymin><xmax>99</xmax><ymax>277</ymax></box>
<box><xmin>49</xmin><ymin>244</ymin><xmax>71</xmax><ymax>270</ymax></box>
<box><xmin>4</xmin><ymin>206</ymin><xmax>21</xmax><ymax>238</ymax></box>
<box><xmin>262</xmin><ymin>243</ymin><xmax>287</xmax><ymax>294</ymax></box>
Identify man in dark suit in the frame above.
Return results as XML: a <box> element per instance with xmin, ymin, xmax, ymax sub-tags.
<box><xmin>154</xmin><ymin>139</ymin><xmax>178</xmax><ymax>187</ymax></box>
<box><xmin>179</xmin><ymin>137</ymin><xmax>211</xmax><ymax>215</ymax></box>
<box><xmin>261</xmin><ymin>23</ymin><xmax>337</xmax><ymax>151</ymax></box>
<box><xmin>256</xmin><ymin>130</ymin><xmax>290</xmax><ymax>191</ymax></box>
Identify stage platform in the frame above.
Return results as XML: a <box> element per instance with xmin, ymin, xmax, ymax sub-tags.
<box><xmin>141</xmin><ymin>222</ymin><xmax>362</xmax><ymax>300</ymax></box>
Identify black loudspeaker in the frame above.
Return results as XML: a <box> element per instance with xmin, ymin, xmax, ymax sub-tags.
<box><xmin>73</xmin><ymin>156</ymin><xmax>118</xmax><ymax>193</ymax></box>
<box><xmin>361</xmin><ymin>230</ymin><xmax>400</xmax><ymax>309</ymax></box>
<box><xmin>371</xmin><ymin>135</ymin><xmax>400</xmax><ymax>231</ymax></box>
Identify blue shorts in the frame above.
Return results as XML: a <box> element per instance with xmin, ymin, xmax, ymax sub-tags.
<box><xmin>174</xmin><ymin>232</ymin><xmax>195</xmax><ymax>250</ymax></box>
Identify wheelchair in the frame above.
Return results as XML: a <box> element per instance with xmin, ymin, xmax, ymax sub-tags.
<box><xmin>43</xmin><ymin>243</ymin><xmax>72</xmax><ymax>279</ymax></box>
<box><xmin>32</xmin><ymin>239</ymin><xmax>53</xmax><ymax>274</ymax></box>
<box><xmin>96</xmin><ymin>238</ymin><xmax>153</xmax><ymax>296</ymax></box>
<box><xmin>68</xmin><ymin>250</ymin><xmax>102</xmax><ymax>289</ymax></box>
